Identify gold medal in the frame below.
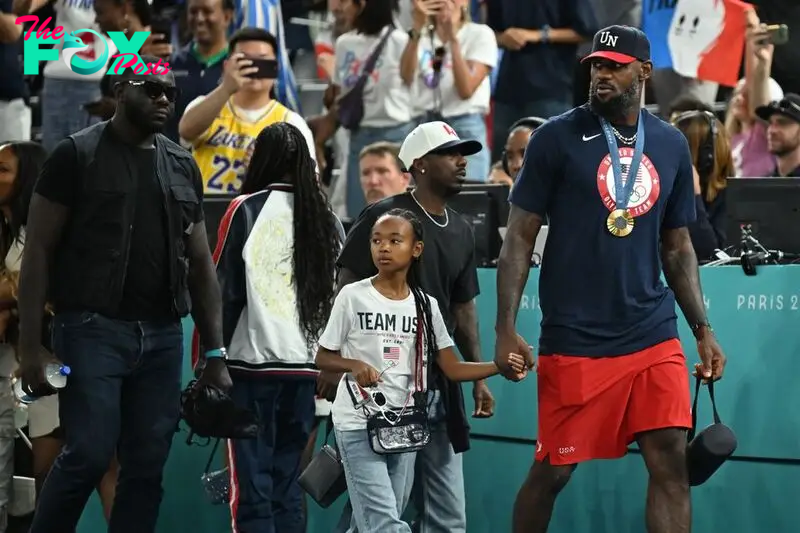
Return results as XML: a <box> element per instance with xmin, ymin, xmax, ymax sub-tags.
<box><xmin>606</xmin><ymin>209</ymin><xmax>634</xmax><ymax>237</ymax></box>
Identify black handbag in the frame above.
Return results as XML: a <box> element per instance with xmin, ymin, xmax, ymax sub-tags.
<box><xmin>336</xmin><ymin>26</ymin><xmax>392</xmax><ymax>131</ymax></box>
<box><xmin>686</xmin><ymin>376</ymin><xmax>737</xmax><ymax>486</ymax></box>
<box><xmin>298</xmin><ymin>417</ymin><xmax>347</xmax><ymax>508</ymax></box>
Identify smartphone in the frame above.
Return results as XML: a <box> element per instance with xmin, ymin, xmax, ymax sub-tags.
<box><xmin>766</xmin><ymin>24</ymin><xmax>789</xmax><ymax>45</ymax></box>
<box><xmin>246</xmin><ymin>58</ymin><xmax>279</xmax><ymax>79</ymax></box>
<box><xmin>149</xmin><ymin>19</ymin><xmax>172</xmax><ymax>44</ymax></box>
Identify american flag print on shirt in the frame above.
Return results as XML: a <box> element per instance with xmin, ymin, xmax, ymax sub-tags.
<box><xmin>383</xmin><ymin>346</ymin><xmax>400</xmax><ymax>364</ymax></box>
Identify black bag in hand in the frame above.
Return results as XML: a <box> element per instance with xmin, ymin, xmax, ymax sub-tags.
<box><xmin>180</xmin><ymin>379</ymin><xmax>258</xmax><ymax>441</ymax></box>
<box><xmin>686</xmin><ymin>376</ymin><xmax>737</xmax><ymax>486</ymax></box>
<box><xmin>298</xmin><ymin>417</ymin><xmax>347</xmax><ymax>508</ymax></box>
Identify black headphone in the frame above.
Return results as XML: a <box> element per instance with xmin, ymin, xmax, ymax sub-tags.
<box><xmin>502</xmin><ymin>116</ymin><xmax>548</xmax><ymax>176</ymax></box>
<box><xmin>672</xmin><ymin>110</ymin><xmax>718</xmax><ymax>178</ymax></box>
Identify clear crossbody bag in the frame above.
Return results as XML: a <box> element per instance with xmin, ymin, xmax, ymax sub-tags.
<box><xmin>200</xmin><ymin>438</ymin><xmax>230</xmax><ymax>505</ymax></box>
<box><xmin>346</xmin><ymin>303</ymin><xmax>431</xmax><ymax>455</ymax></box>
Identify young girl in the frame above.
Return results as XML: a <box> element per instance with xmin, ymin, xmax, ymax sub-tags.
<box><xmin>316</xmin><ymin>208</ymin><xmax>527</xmax><ymax>533</ymax></box>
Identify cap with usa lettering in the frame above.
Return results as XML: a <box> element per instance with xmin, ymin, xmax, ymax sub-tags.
<box><xmin>398</xmin><ymin>121</ymin><xmax>482</xmax><ymax>171</ymax></box>
<box><xmin>581</xmin><ymin>25</ymin><xmax>651</xmax><ymax>65</ymax></box>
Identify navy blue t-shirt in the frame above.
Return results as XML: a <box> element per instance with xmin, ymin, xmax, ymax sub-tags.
<box><xmin>509</xmin><ymin>105</ymin><xmax>696</xmax><ymax>357</ymax></box>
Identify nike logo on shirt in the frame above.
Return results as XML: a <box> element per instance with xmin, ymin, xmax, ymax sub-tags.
<box><xmin>582</xmin><ymin>134</ymin><xmax>601</xmax><ymax>141</ymax></box>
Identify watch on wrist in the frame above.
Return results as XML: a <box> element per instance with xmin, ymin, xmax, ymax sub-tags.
<box><xmin>690</xmin><ymin>322</ymin><xmax>712</xmax><ymax>337</ymax></box>
<box><xmin>408</xmin><ymin>28</ymin><xmax>420</xmax><ymax>40</ymax></box>
<box><xmin>540</xmin><ymin>24</ymin><xmax>551</xmax><ymax>43</ymax></box>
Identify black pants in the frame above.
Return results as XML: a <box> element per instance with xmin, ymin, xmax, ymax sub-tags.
<box><xmin>30</xmin><ymin>312</ymin><xmax>183</xmax><ymax>533</ymax></box>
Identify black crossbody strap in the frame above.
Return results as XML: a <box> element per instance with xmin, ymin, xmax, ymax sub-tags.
<box><xmin>204</xmin><ymin>438</ymin><xmax>222</xmax><ymax>474</ymax></box>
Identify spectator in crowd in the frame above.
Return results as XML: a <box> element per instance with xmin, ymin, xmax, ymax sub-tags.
<box><xmin>401</xmin><ymin>0</ymin><xmax>497</xmax><ymax>180</ymax></box>
<box><xmin>166</xmin><ymin>0</ymin><xmax>234</xmax><ymax>142</ymax></box>
<box><xmin>87</xmin><ymin>0</ymin><xmax>171</xmax><ymax>121</ymax></box>
<box><xmin>31</xmin><ymin>0</ymin><xmax>119</xmax><ymax>152</ymax></box>
<box><xmin>359</xmin><ymin>141</ymin><xmax>409</xmax><ymax>204</ymax></box>
<box><xmin>17</xmin><ymin>57</ymin><xmax>231</xmax><ymax>533</ymax></box>
<box><xmin>315</xmin><ymin>0</ymin><xmax>350</xmax><ymax>80</ymax></box>
<box><xmin>486</xmin><ymin>0</ymin><xmax>597</xmax><ymax>162</ymax></box>
<box><xmin>501</xmin><ymin>116</ymin><xmax>546</xmax><ymax>181</ymax></box>
<box><xmin>727</xmin><ymin>19</ymin><xmax>784</xmax><ymax>178</ymax></box>
<box><xmin>316</xmin><ymin>208</ymin><xmax>523</xmax><ymax>533</ymax></box>
<box><xmin>0</xmin><ymin>141</ymin><xmax>47</xmax><ymax>531</ymax></box>
<box><xmin>666</xmin><ymin>95</ymin><xmax>714</xmax><ymax>124</ymax></box>
<box><xmin>748</xmin><ymin>0</ymin><xmax>800</xmax><ymax>96</ymax></box>
<box><xmin>756</xmin><ymin>94</ymin><xmax>800</xmax><ymax>178</ymax></box>
<box><xmin>330</xmin><ymin>0</ymin><xmax>412</xmax><ymax>219</ymax></box>
<box><xmin>179</xmin><ymin>28</ymin><xmax>315</xmax><ymax>193</ymax></box>
<box><xmin>212</xmin><ymin>122</ymin><xmax>341</xmax><ymax>533</ymax></box>
<box><xmin>488</xmin><ymin>160</ymin><xmax>511</xmax><ymax>186</ymax></box>
<box><xmin>322</xmin><ymin>122</ymin><xmax>493</xmax><ymax>533</ymax></box>
<box><xmin>673</xmin><ymin>110</ymin><xmax>731</xmax><ymax>260</ymax></box>
<box><xmin>0</xmin><ymin>0</ymin><xmax>28</xmax><ymax>142</ymax></box>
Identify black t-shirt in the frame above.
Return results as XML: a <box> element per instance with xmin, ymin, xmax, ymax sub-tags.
<box><xmin>116</xmin><ymin>148</ymin><xmax>172</xmax><ymax>321</ymax></box>
<box><xmin>35</xmin><ymin>134</ymin><xmax>191</xmax><ymax>322</ymax></box>
<box><xmin>337</xmin><ymin>192</ymin><xmax>480</xmax><ymax>333</ymax></box>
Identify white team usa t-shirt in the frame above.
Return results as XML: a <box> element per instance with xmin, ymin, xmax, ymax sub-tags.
<box><xmin>319</xmin><ymin>278</ymin><xmax>453</xmax><ymax>431</ymax></box>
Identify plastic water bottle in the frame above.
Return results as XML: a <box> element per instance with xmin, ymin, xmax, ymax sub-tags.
<box><xmin>13</xmin><ymin>363</ymin><xmax>70</xmax><ymax>404</ymax></box>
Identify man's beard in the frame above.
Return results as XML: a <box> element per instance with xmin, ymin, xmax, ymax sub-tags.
<box><xmin>589</xmin><ymin>78</ymin><xmax>640</xmax><ymax>120</ymax></box>
<box><xmin>124</xmin><ymin>104</ymin><xmax>164</xmax><ymax>134</ymax></box>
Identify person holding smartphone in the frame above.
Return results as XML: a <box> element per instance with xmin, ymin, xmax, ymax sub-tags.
<box><xmin>179</xmin><ymin>27</ymin><xmax>316</xmax><ymax>194</ymax></box>
<box><xmin>400</xmin><ymin>0</ymin><xmax>498</xmax><ymax>180</ymax></box>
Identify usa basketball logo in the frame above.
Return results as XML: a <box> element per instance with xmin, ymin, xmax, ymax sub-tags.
<box><xmin>596</xmin><ymin>148</ymin><xmax>661</xmax><ymax>217</ymax></box>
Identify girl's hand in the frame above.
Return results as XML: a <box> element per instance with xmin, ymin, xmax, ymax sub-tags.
<box><xmin>505</xmin><ymin>353</ymin><xmax>532</xmax><ymax>382</ymax></box>
<box><xmin>351</xmin><ymin>360</ymin><xmax>382</xmax><ymax>388</ymax></box>
<box><xmin>438</xmin><ymin>0</ymin><xmax>457</xmax><ymax>43</ymax></box>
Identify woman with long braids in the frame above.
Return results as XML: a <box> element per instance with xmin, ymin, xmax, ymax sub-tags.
<box><xmin>315</xmin><ymin>208</ymin><xmax>527</xmax><ymax>533</ymax></box>
<box><xmin>203</xmin><ymin>122</ymin><xmax>344</xmax><ymax>532</ymax></box>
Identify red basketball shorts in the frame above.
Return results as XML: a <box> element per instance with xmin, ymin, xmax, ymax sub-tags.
<box><xmin>534</xmin><ymin>338</ymin><xmax>692</xmax><ymax>466</ymax></box>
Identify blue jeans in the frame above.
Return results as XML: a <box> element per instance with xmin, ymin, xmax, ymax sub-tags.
<box><xmin>29</xmin><ymin>312</ymin><xmax>183</xmax><ymax>533</ymax></box>
<box><xmin>346</xmin><ymin>122</ymin><xmax>413</xmax><ymax>219</ymax></box>
<box><xmin>335</xmin><ymin>428</ymin><xmax>416</xmax><ymax>533</ymax></box>
<box><xmin>336</xmin><ymin>393</ymin><xmax>465</xmax><ymax>533</ymax></box>
<box><xmin>41</xmin><ymin>77</ymin><xmax>101</xmax><ymax>153</ymax></box>
<box><xmin>491</xmin><ymin>99</ymin><xmax>572</xmax><ymax>162</ymax></box>
<box><xmin>228</xmin><ymin>374</ymin><xmax>316</xmax><ymax>533</ymax></box>
<box><xmin>420</xmin><ymin>112</ymin><xmax>490</xmax><ymax>181</ymax></box>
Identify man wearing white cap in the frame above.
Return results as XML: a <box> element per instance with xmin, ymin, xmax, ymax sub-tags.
<box><xmin>319</xmin><ymin>121</ymin><xmax>494</xmax><ymax>532</ymax></box>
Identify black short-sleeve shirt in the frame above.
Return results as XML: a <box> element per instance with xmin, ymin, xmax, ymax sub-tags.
<box><xmin>337</xmin><ymin>192</ymin><xmax>479</xmax><ymax>333</ymax></box>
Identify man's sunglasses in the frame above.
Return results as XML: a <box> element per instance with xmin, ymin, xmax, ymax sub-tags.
<box><xmin>125</xmin><ymin>80</ymin><xmax>180</xmax><ymax>103</ymax></box>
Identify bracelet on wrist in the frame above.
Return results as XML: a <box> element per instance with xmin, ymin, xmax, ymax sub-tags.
<box><xmin>204</xmin><ymin>347</ymin><xmax>228</xmax><ymax>359</ymax></box>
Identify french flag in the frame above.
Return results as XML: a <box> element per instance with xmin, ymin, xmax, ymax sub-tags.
<box><xmin>667</xmin><ymin>0</ymin><xmax>751</xmax><ymax>87</ymax></box>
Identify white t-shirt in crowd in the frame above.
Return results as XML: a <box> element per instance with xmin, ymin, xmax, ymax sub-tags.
<box><xmin>319</xmin><ymin>278</ymin><xmax>453</xmax><ymax>431</ymax></box>
<box><xmin>411</xmin><ymin>22</ymin><xmax>498</xmax><ymax>118</ymax></box>
<box><xmin>333</xmin><ymin>27</ymin><xmax>411</xmax><ymax>127</ymax></box>
<box><xmin>181</xmin><ymin>95</ymin><xmax>316</xmax><ymax>164</ymax></box>
<box><xmin>44</xmin><ymin>0</ymin><xmax>113</xmax><ymax>81</ymax></box>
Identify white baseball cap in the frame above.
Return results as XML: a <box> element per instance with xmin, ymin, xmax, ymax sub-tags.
<box><xmin>398</xmin><ymin>121</ymin><xmax>482</xmax><ymax>171</ymax></box>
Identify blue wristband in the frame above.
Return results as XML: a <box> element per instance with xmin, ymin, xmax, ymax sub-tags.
<box><xmin>205</xmin><ymin>348</ymin><xmax>224</xmax><ymax>358</ymax></box>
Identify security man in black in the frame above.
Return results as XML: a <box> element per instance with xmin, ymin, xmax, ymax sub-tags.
<box><xmin>17</xmin><ymin>56</ymin><xmax>231</xmax><ymax>533</ymax></box>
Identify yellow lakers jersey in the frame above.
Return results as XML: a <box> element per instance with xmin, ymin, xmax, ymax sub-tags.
<box><xmin>192</xmin><ymin>99</ymin><xmax>290</xmax><ymax>193</ymax></box>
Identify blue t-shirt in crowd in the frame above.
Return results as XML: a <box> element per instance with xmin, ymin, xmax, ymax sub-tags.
<box><xmin>642</xmin><ymin>0</ymin><xmax>676</xmax><ymax>69</ymax></box>
<box><xmin>509</xmin><ymin>105</ymin><xmax>696</xmax><ymax>357</ymax></box>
